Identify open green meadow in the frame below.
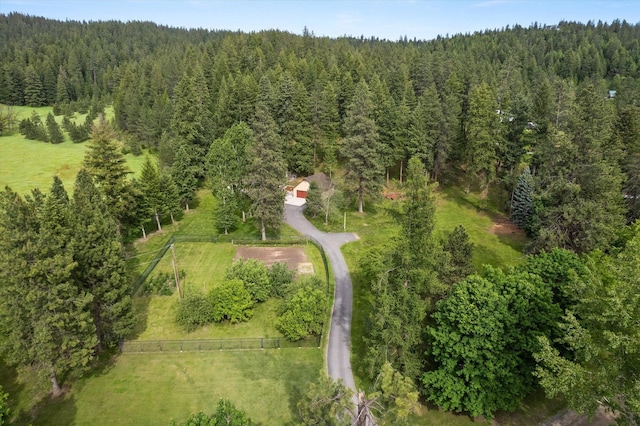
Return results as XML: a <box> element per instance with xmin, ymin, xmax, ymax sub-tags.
<box><xmin>0</xmin><ymin>105</ymin><xmax>147</xmax><ymax>194</ymax></box>
<box><xmin>2</xmin><ymin>350</ymin><xmax>323</xmax><ymax>426</ymax></box>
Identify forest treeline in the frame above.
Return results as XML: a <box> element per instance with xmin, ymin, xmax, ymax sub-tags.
<box><xmin>1</xmin><ymin>13</ymin><xmax>640</xmax><ymax>422</ymax></box>
<box><xmin>2</xmin><ymin>13</ymin><xmax>640</xmax><ymax>251</ymax></box>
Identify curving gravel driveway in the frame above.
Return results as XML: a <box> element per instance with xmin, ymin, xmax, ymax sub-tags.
<box><xmin>284</xmin><ymin>204</ymin><xmax>358</xmax><ymax>392</ymax></box>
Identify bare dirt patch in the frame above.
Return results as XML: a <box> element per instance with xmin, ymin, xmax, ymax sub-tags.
<box><xmin>489</xmin><ymin>221</ymin><xmax>525</xmax><ymax>236</ymax></box>
<box><xmin>234</xmin><ymin>246</ymin><xmax>308</xmax><ymax>271</ymax></box>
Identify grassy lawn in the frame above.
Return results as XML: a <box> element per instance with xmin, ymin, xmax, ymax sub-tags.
<box><xmin>319</xmin><ymin>182</ymin><xmax>558</xmax><ymax>425</ymax></box>
<box><xmin>1</xmin><ymin>188</ymin><xmax>330</xmax><ymax>425</ymax></box>
<box><xmin>4</xmin><ymin>350</ymin><xmax>323</xmax><ymax>426</ymax></box>
<box><xmin>0</xmin><ymin>105</ymin><xmax>147</xmax><ymax>194</ymax></box>
<box><xmin>127</xmin><ymin>189</ymin><xmax>329</xmax><ymax>341</ymax></box>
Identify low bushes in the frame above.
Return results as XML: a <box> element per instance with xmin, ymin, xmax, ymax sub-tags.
<box><xmin>175</xmin><ymin>259</ymin><xmax>328</xmax><ymax>341</ymax></box>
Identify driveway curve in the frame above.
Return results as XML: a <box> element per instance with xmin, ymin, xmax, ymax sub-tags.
<box><xmin>284</xmin><ymin>204</ymin><xmax>358</xmax><ymax>392</ymax></box>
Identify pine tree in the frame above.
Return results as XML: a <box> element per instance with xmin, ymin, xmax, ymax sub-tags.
<box><xmin>532</xmin><ymin>84</ymin><xmax>625</xmax><ymax>253</ymax></box>
<box><xmin>245</xmin><ymin>101</ymin><xmax>286</xmax><ymax>240</ymax></box>
<box><xmin>464</xmin><ymin>82</ymin><xmax>501</xmax><ymax>192</ymax></box>
<box><xmin>441</xmin><ymin>225</ymin><xmax>474</xmax><ymax>285</ymax></box>
<box><xmin>138</xmin><ymin>157</ymin><xmax>164</xmax><ymax>231</ymax></box>
<box><xmin>365</xmin><ymin>158</ymin><xmax>442</xmax><ymax>381</ymax></box>
<box><xmin>510</xmin><ymin>166</ymin><xmax>534</xmax><ymax>230</ymax></box>
<box><xmin>276</xmin><ymin>73</ymin><xmax>313</xmax><ymax>175</ymax></box>
<box><xmin>171</xmin><ymin>55</ymin><xmax>212</xmax><ymax>148</ymax></box>
<box><xmin>83</xmin><ymin>115</ymin><xmax>135</xmax><ymax>228</ymax></box>
<box><xmin>46</xmin><ymin>112</ymin><xmax>64</xmax><ymax>144</ymax></box>
<box><xmin>24</xmin><ymin>66</ymin><xmax>46</xmax><ymax>107</ymax></box>
<box><xmin>342</xmin><ymin>81</ymin><xmax>385</xmax><ymax>213</ymax></box>
<box><xmin>0</xmin><ymin>181</ymin><xmax>97</xmax><ymax>396</ymax></box>
<box><xmin>171</xmin><ymin>143</ymin><xmax>198</xmax><ymax>211</ymax></box>
<box><xmin>408</xmin><ymin>83</ymin><xmax>444</xmax><ymax>175</ymax></box>
<box><xmin>72</xmin><ymin>169</ymin><xmax>134</xmax><ymax>349</ymax></box>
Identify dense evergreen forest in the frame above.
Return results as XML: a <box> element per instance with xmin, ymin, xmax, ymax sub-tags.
<box><xmin>1</xmin><ymin>12</ymin><xmax>640</xmax><ymax>423</ymax></box>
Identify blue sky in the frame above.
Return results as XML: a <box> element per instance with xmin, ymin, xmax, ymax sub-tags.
<box><xmin>2</xmin><ymin>0</ymin><xmax>639</xmax><ymax>41</ymax></box>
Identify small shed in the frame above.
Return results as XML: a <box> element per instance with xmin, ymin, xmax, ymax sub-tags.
<box><xmin>293</xmin><ymin>180</ymin><xmax>310</xmax><ymax>198</ymax></box>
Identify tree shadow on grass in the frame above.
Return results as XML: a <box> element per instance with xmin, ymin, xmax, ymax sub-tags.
<box><xmin>125</xmin><ymin>295</ymin><xmax>152</xmax><ymax>341</ymax></box>
<box><xmin>0</xmin><ymin>359</ymin><xmax>27</xmax><ymax>425</ymax></box>
<box><xmin>14</xmin><ymin>394</ymin><xmax>78</xmax><ymax>426</ymax></box>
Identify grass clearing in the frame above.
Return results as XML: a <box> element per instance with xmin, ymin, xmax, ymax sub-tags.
<box><xmin>1</xmin><ymin>187</ymin><xmax>330</xmax><ymax>425</ymax></box>
<box><xmin>128</xmin><ymin>189</ymin><xmax>328</xmax><ymax>341</ymax></box>
<box><xmin>131</xmin><ymin>241</ymin><xmax>327</xmax><ymax>340</ymax></box>
<box><xmin>0</xmin><ymin>105</ymin><xmax>147</xmax><ymax>194</ymax></box>
<box><xmin>5</xmin><ymin>350</ymin><xmax>323</xmax><ymax>426</ymax></box>
<box><xmin>325</xmin><ymin>182</ymin><xmax>553</xmax><ymax>425</ymax></box>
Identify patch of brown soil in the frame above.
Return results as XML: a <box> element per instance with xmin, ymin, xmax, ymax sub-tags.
<box><xmin>489</xmin><ymin>221</ymin><xmax>525</xmax><ymax>236</ymax></box>
<box><xmin>234</xmin><ymin>246</ymin><xmax>308</xmax><ymax>271</ymax></box>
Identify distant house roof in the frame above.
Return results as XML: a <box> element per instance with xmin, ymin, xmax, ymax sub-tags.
<box><xmin>293</xmin><ymin>180</ymin><xmax>310</xmax><ymax>193</ymax></box>
<box><xmin>609</xmin><ymin>90</ymin><xmax>617</xmax><ymax>98</ymax></box>
<box><xmin>304</xmin><ymin>172</ymin><xmax>332</xmax><ymax>192</ymax></box>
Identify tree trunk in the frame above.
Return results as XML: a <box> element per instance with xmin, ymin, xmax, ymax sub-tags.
<box><xmin>50</xmin><ymin>368</ymin><xmax>62</xmax><ymax>396</ymax></box>
<box><xmin>224</xmin><ymin>227</ymin><xmax>228</xmax><ymax>235</ymax></box>
<box><xmin>325</xmin><ymin>197</ymin><xmax>330</xmax><ymax>225</ymax></box>
<box><xmin>185</xmin><ymin>202</ymin><xmax>189</xmax><ymax>212</ymax></box>
<box><xmin>358</xmin><ymin>191</ymin><xmax>364</xmax><ymax>214</ymax></box>
<box><xmin>261</xmin><ymin>218</ymin><xmax>266</xmax><ymax>241</ymax></box>
<box><xmin>242</xmin><ymin>211</ymin><xmax>246</xmax><ymax>223</ymax></box>
<box><xmin>399</xmin><ymin>159</ymin><xmax>404</xmax><ymax>183</ymax></box>
<box><xmin>93</xmin><ymin>302</ymin><xmax>103</xmax><ymax>352</ymax></box>
<box><xmin>154</xmin><ymin>210</ymin><xmax>162</xmax><ymax>231</ymax></box>
<box><xmin>386</xmin><ymin>168</ymin><xmax>389</xmax><ymax>185</ymax></box>
<box><xmin>141</xmin><ymin>225</ymin><xmax>147</xmax><ymax>240</ymax></box>
<box><xmin>170</xmin><ymin>212</ymin><xmax>175</xmax><ymax>224</ymax></box>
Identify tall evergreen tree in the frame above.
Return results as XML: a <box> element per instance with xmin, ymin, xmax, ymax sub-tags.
<box><xmin>24</xmin><ymin>65</ymin><xmax>46</xmax><ymax>107</ymax></box>
<box><xmin>342</xmin><ymin>81</ymin><xmax>384</xmax><ymax>213</ymax></box>
<box><xmin>46</xmin><ymin>112</ymin><xmax>64</xmax><ymax>144</ymax></box>
<box><xmin>170</xmin><ymin>143</ymin><xmax>199</xmax><ymax>211</ymax></box>
<box><xmin>245</xmin><ymin>101</ymin><xmax>286</xmax><ymax>240</ymax></box>
<box><xmin>0</xmin><ymin>181</ymin><xmax>97</xmax><ymax>396</ymax></box>
<box><xmin>170</xmin><ymin>56</ymin><xmax>212</xmax><ymax>148</ymax></box>
<box><xmin>365</xmin><ymin>158</ymin><xmax>442</xmax><ymax>381</ymax></box>
<box><xmin>531</xmin><ymin>84</ymin><xmax>625</xmax><ymax>253</ymax></box>
<box><xmin>463</xmin><ymin>82</ymin><xmax>502</xmax><ymax>192</ymax></box>
<box><xmin>83</xmin><ymin>115</ymin><xmax>135</xmax><ymax>229</ymax></box>
<box><xmin>72</xmin><ymin>169</ymin><xmax>134</xmax><ymax>349</ymax></box>
<box><xmin>137</xmin><ymin>157</ymin><xmax>164</xmax><ymax>231</ymax></box>
<box><xmin>408</xmin><ymin>83</ymin><xmax>444</xmax><ymax>176</ymax></box>
<box><xmin>276</xmin><ymin>73</ymin><xmax>313</xmax><ymax>175</ymax></box>
<box><xmin>510</xmin><ymin>166</ymin><xmax>534</xmax><ymax>231</ymax></box>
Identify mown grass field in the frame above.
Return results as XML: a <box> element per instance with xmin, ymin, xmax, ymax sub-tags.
<box><xmin>0</xmin><ymin>105</ymin><xmax>147</xmax><ymax>194</ymax></box>
<box><xmin>2</xmin><ymin>350</ymin><xmax>323</xmax><ymax>426</ymax></box>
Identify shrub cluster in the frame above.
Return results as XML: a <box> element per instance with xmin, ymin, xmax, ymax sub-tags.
<box><xmin>276</xmin><ymin>275</ymin><xmax>328</xmax><ymax>341</ymax></box>
<box><xmin>175</xmin><ymin>260</ymin><xmax>295</xmax><ymax>332</ymax></box>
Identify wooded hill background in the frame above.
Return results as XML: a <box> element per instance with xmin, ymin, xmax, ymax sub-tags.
<box><xmin>2</xmin><ymin>13</ymin><xmax>640</xmax><ymax>252</ymax></box>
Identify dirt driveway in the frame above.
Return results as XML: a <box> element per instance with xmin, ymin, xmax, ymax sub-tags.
<box><xmin>234</xmin><ymin>246</ymin><xmax>308</xmax><ymax>271</ymax></box>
